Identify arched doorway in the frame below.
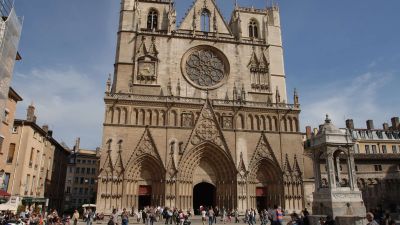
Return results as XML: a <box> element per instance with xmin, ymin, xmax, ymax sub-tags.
<box><xmin>193</xmin><ymin>182</ymin><xmax>216</xmax><ymax>214</ymax></box>
<box><xmin>178</xmin><ymin>143</ymin><xmax>237</xmax><ymax>211</ymax></box>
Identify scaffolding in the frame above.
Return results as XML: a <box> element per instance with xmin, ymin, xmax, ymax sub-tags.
<box><xmin>0</xmin><ymin>0</ymin><xmax>14</xmax><ymax>20</ymax></box>
<box><xmin>0</xmin><ymin>0</ymin><xmax>22</xmax><ymax>128</ymax></box>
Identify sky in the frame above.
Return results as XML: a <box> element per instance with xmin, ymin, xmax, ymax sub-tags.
<box><xmin>11</xmin><ymin>0</ymin><xmax>400</xmax><ymax>149</ymax></box>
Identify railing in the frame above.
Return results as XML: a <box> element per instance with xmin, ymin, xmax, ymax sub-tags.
<box><xmin>106</xmin><ymin>93</ymin><xmax>300</xmax><ymax>110</ymax></box>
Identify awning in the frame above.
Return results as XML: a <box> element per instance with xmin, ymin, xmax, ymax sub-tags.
<box><xmin>82</xmin><ymin>204</ymin><xmax>96</xmax><ymax>208</ymax></box>
<box><xmin>0</xmin><ymin>190</ymin><xmax>10</xmax><ymax>197</ymax></box>
<box><xmin>22</xmin><ymin>197</ymin><xmax>48</xmax><ymax>204</ymax></box>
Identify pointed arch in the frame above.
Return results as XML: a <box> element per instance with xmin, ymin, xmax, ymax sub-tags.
<box><xmin>267</xmin><ymin>115</ymin><xmax>272</xmax><ymax>131</ymax></box>
<box><xmin>201</xmin><ymin>9</ymin><xmax>211</xmax><ymax>32</ymax></box>
<box><xmin>255</xmin><ymin>115</ymin><xmax>261</xmax><ymax>131</ymax></box>
<box><xmin>170</xmin><ymin>110</ymin><xmax>178</xmax><ymax>126</ymax></box>
<box><xmin>108</xmin><ymin>107</ymin><xmax>114</xmax><ymax>124</ymax></box>
<box><xmin>138</xmin><ymin>109</ymin><xmax>145</xmax><ymax>125</ymax></box>
<box><xmin>288</xmin><ymin>117</ymin><xmax>293</xmax><ymax>132</ymax></box>
<box><xmin>120</xmin><ymin>108</ymin><xmax>128</xmax><ymax>125</ymax></box>
<box><xmin>272</xmin><ymin>116</ymin><xmax>278</xmax><ymax>131</ymax></box>
<box><xmin>248</xmin><ymin>19</ymin><xmax>259</xmax><ymax>38</ymax></box>
<box><xmin>248</xmin><ymin>114</ymin><xmax>254</xmax><ymax>130</ymax></box>
<box><xmin>146</xmin><ymin>109</ymin><xmax>152</xmax><ymax>125</ymax></box>
<box><xmin>261</xmin><ymin>115</ymin><xmax>266</xmax><ymax>131</ymax></box>
<box><xmin>153</xmin><ymin>110</ymin><xmax>159</xmax><ymax>126</ymax></box>
<box><xmin>132</xmin><ymin>108</ymin><xmax>138</xmax><ymax>125</ymax></box>
<box><xmin>114</xmin><ymin>108</ymin><xmax>121</xmax><ymax>124</ymax></box>
<box><xmin>236</xmin><ymin>114</ymin><xmax>245</xmax><ymax>130</ymax></box>
<box><xmin>292</xmin><ymin>117</ymin><xmax>299</xmax><ymax>132</ymax></box>
<box><xmin>159</xmin><ymin>110</ymin><xmax>166</xmax><ymax>126</ymax></box>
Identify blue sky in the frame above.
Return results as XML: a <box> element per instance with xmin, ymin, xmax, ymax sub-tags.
<box><xmin>11</xmin><ymin>0</ymin><xmax>400</xmax><ymax>149</ymax></box>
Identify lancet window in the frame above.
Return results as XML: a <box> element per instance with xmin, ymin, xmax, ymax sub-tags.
<box><xmin>249</xmin><ymin>19</ymin><xmax>259</xmax><ymax>38</ymax></box>
<box><xmin>147</xmin><ymin>9</ymin><xmax>158</xmax><ymax>30</ymax></box>
<box><xmin>201</xmin><ymin>9</ymin><xmax>211</xmax><ymax>32</ymax></box>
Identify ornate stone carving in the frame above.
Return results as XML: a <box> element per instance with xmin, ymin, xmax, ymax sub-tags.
<box><xmin>222</xmin><ymin>116</ymin><xmax>233</xmax><ymax>129</ymax></box>
<box><xmin>126</xmin><ymin>128</ymin><xmax>162</xmax><ymax>168</ymax></box>
<box><xmin>186</xmin><ymin>49</ymin><xmax>224</xmax><ymax>86</ymax></box>
<box><xmin>182</xmin><ymin>46</ymin><xmax>229</xmax><ymax>89</ymax></box>
<box><xmin>184</xmin><ymin>99</ymin><xmax>229</xmax><ymax>153</ymax></box>
<box><xmin>191</xmin><ymin>108</ymin><xmax>220</xmax><ymax>146</ymax></box>
<box><xmin>248</xmin><ymin>133</ymin><xmax>279</xmax><ymax>173</ymax></box>
<box><xmin>181</xmin><ymin>113</ymin><xmax>194</xmax><ymax>127</ymax></box>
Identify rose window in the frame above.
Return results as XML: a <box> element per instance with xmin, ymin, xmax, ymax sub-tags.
<box><xmin>182</xmin><ymin>46</ymin><xmax>229</xmax><ymax>89</ymax></box>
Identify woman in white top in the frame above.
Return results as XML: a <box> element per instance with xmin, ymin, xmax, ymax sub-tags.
<box><xmin>201</xmin><ymin>208</ymin><xmax>207</xmax><ymax>225</ymax></box>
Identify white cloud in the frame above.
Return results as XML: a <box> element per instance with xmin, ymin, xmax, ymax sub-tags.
<box><xmin>301</xmin><ymin>72</ymin><xmax>397</xmax><ymax>130</ymax></box>
<box><xmin>12</xmin><ymin>67</ymin><xmax>105</xmax><ymax>149</ymax></box>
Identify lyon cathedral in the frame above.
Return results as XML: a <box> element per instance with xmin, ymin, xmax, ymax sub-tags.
<box><xmin>97</xmin><ymin>0</ymin><xmax>304</xmax><ymax>214</ymax></box>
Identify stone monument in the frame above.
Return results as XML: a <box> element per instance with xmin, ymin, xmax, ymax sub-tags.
<box><xmin>309</xmin><ymin>115</ymin><xmax>366</xmax><ymax>224</ymax></box>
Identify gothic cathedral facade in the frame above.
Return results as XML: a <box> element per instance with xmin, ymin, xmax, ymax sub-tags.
<box><xmin>97</xmin><ymin>0</ymin><xmax>304</xmax><ymax>214</ymax></box>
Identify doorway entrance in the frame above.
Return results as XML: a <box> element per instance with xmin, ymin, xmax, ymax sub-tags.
<box><xmin>256</xmin><ymin>187</ymin><xmax>267</xmax><ymax>211</ymax></box>
<box><xmin>138</xmin><ymin>185</ymin><xmax>152</xmax><ymax>210</ymax></box>
<box><xmin>193</xmin><ymin>182</ymin><xmax>216</xmax><ymax>215</ymax></box>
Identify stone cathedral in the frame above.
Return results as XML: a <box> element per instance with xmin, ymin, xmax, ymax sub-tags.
<box><xmin>97</xmin><ymin>0</ymin><xmax>305</xmax><ymax>214</ymax></box>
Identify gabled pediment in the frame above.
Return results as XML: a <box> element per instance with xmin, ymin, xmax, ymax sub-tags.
<box><xmin>99</xmin><ymin>140</ymin><xmax>114</xmax><ymax>176</ymax></box>
<box><xmin>248</xmin><ymin>133</ymin><xmax>280</xmax><ymax>172</ymax></box>
<box><xmin>178</xmin><ymin>0</ymin><xmax>232</xmax><ymax>35</ymax></box>
<box><xmin>125</xmin><ymin>127</ymin><xmax>163</xmax><ymax>167</ymax></box>
<box><xmin>184</xmin><ymin>99</ymin><xmax>229</xmax><ymax>153</ymax></box>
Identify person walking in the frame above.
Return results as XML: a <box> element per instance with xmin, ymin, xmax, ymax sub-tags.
<box><xmin>72</xmin><ymin>210</ymin><xmax>80</xmax><ymax>225</ymax></box>
<box><xmin>208</xmin><ymin>208</ymin><xmax>215</xmax><ymax>225</ymax></box>
<box><xmin>201</xmin><ymin>207</ymin><xmax>207</xmax><ymax>225</ymax></box>
<box><xmin>234</xmin><ymin>209</ymin><xmax>239</xmax><ymax>223</ymax></box>
<box><xmin>121</xmin><ymin>208</ymin><xmax>129</xmax><ymax>225</ymax></box>
<box><xmin>86</xmin><ymin>209</ymin><xmax>94</xmax><ymax>225</ymax></box>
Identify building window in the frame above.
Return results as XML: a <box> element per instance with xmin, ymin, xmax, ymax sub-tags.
<box><xmin>86</xmin><ymin>168</ymin><xmax>90</xmax><ymax>174</ymax></box>
<box><xmin>374</xmin><ymin>165</ymin><xmax>382</xmax><ymax>171</ymax></box>
<box><xmin>84</xmin><ymin>188</ymin><xmax>88</xmax><ymax>194</ymax></box>
<box><xmin>372</xmin><ymin>145</ymin><xmax>377</xmax><ymax>154</ymax></box>
<box><xmin>382</xmin><ymin>145</ymin><xmax>387</xmax><ymax>154</ymax></box>
<box><xmin>201</xmin><ymin>9</ymin><xmax>210</xmax><ymax>32</ymax></box>
<box><xmin>365</xmin><ymin>145</ymin><xmax>370</xmax><ymax>154</ymax></box>
<box><xmin>73</xmin><ymin>187</ymin><xmax>78</xmax><ymax>194</ymax></box>
<box><xmin>25</xmin><ymin>175</ymin><xmax>30</xmax><ymax>193</ymax></box>
<box><xmin>91</xmin><ymin>178</ymin><xmax>95</xmax><ymax>185</ymax></box>
<box><xmin>12</xmin><ymin>126</ymin><xmax>18</xmax><ymax>133</ymax></box>
<box><xmin>76</xmin><ymin>167</ymin><xmax>80</xmax><ymax>174</ymax></box>
<box><xmin>147</xmin><ymin>9</ymin><xmax>158</xmax><ymax>30</ymax></box>
<box><xmin>29</xmin><ymin>148</ymin><xmax>34</xmax><ymax>167</ymax></box>
<box><xmin>91</xmin><ymin>168</ymin><xmax>96</xmax><ymax>175</ymax></box>
<box><xmin>1</xmin><ymin>173</ymin><xmax>10</xmax><ymax>191</ymax></box>
<box><xmin>80</xmin><ymin>177</ymin><xmax>84</xmax><ymax>184</ymax></box>
<box><xmin>248</xmin><ymin>19</ymin><xmax>259</xmax><ymax>38</ymax></box>
<box><xmin>6</xmin><ymin>143</ymin><xmax>16</xmax><ymax>163</ymax></box>
<box><xmin>66</xmin><ymin>187</ymin><xmax>70</xmax><ymax>194</ymax></box>
<box><xmin>4</xmin><ymin>109</ymin><xmax>10</xmax><ymax>124</ymax></box>
<box><xmin>74</xmin><ymin>177</ymin><xmax>78</xmax><ymax>184</ymax></box>
<box><xmin>393</xmin><ymin>145</ymin><xmax>398</xmax><ymax>154</ymax></box>
<box><xmin>77</xmin><ymin>159</ymin><xmax>81</xmax><ymax>163</ymax></box>
<box><xmin>355</xmin><ymin>165</ymin><xmax>358</xmax><ymax>172</ymax></box>
<box><xmin>0</xmin><ymin>136</ymin><xmax>3</xmax><ymax>153</ymax></box>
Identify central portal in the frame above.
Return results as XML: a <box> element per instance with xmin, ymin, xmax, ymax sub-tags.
<box><xmin>193</xmin><ymin>182</ymin><xmax>216</xmax><ymax>214</ymax></box>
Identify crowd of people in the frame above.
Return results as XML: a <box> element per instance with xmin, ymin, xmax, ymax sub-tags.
<box><xmin>0</xmin><ymin>205</ymin><xmax>399</xmax><ymax>225</ymax></box>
